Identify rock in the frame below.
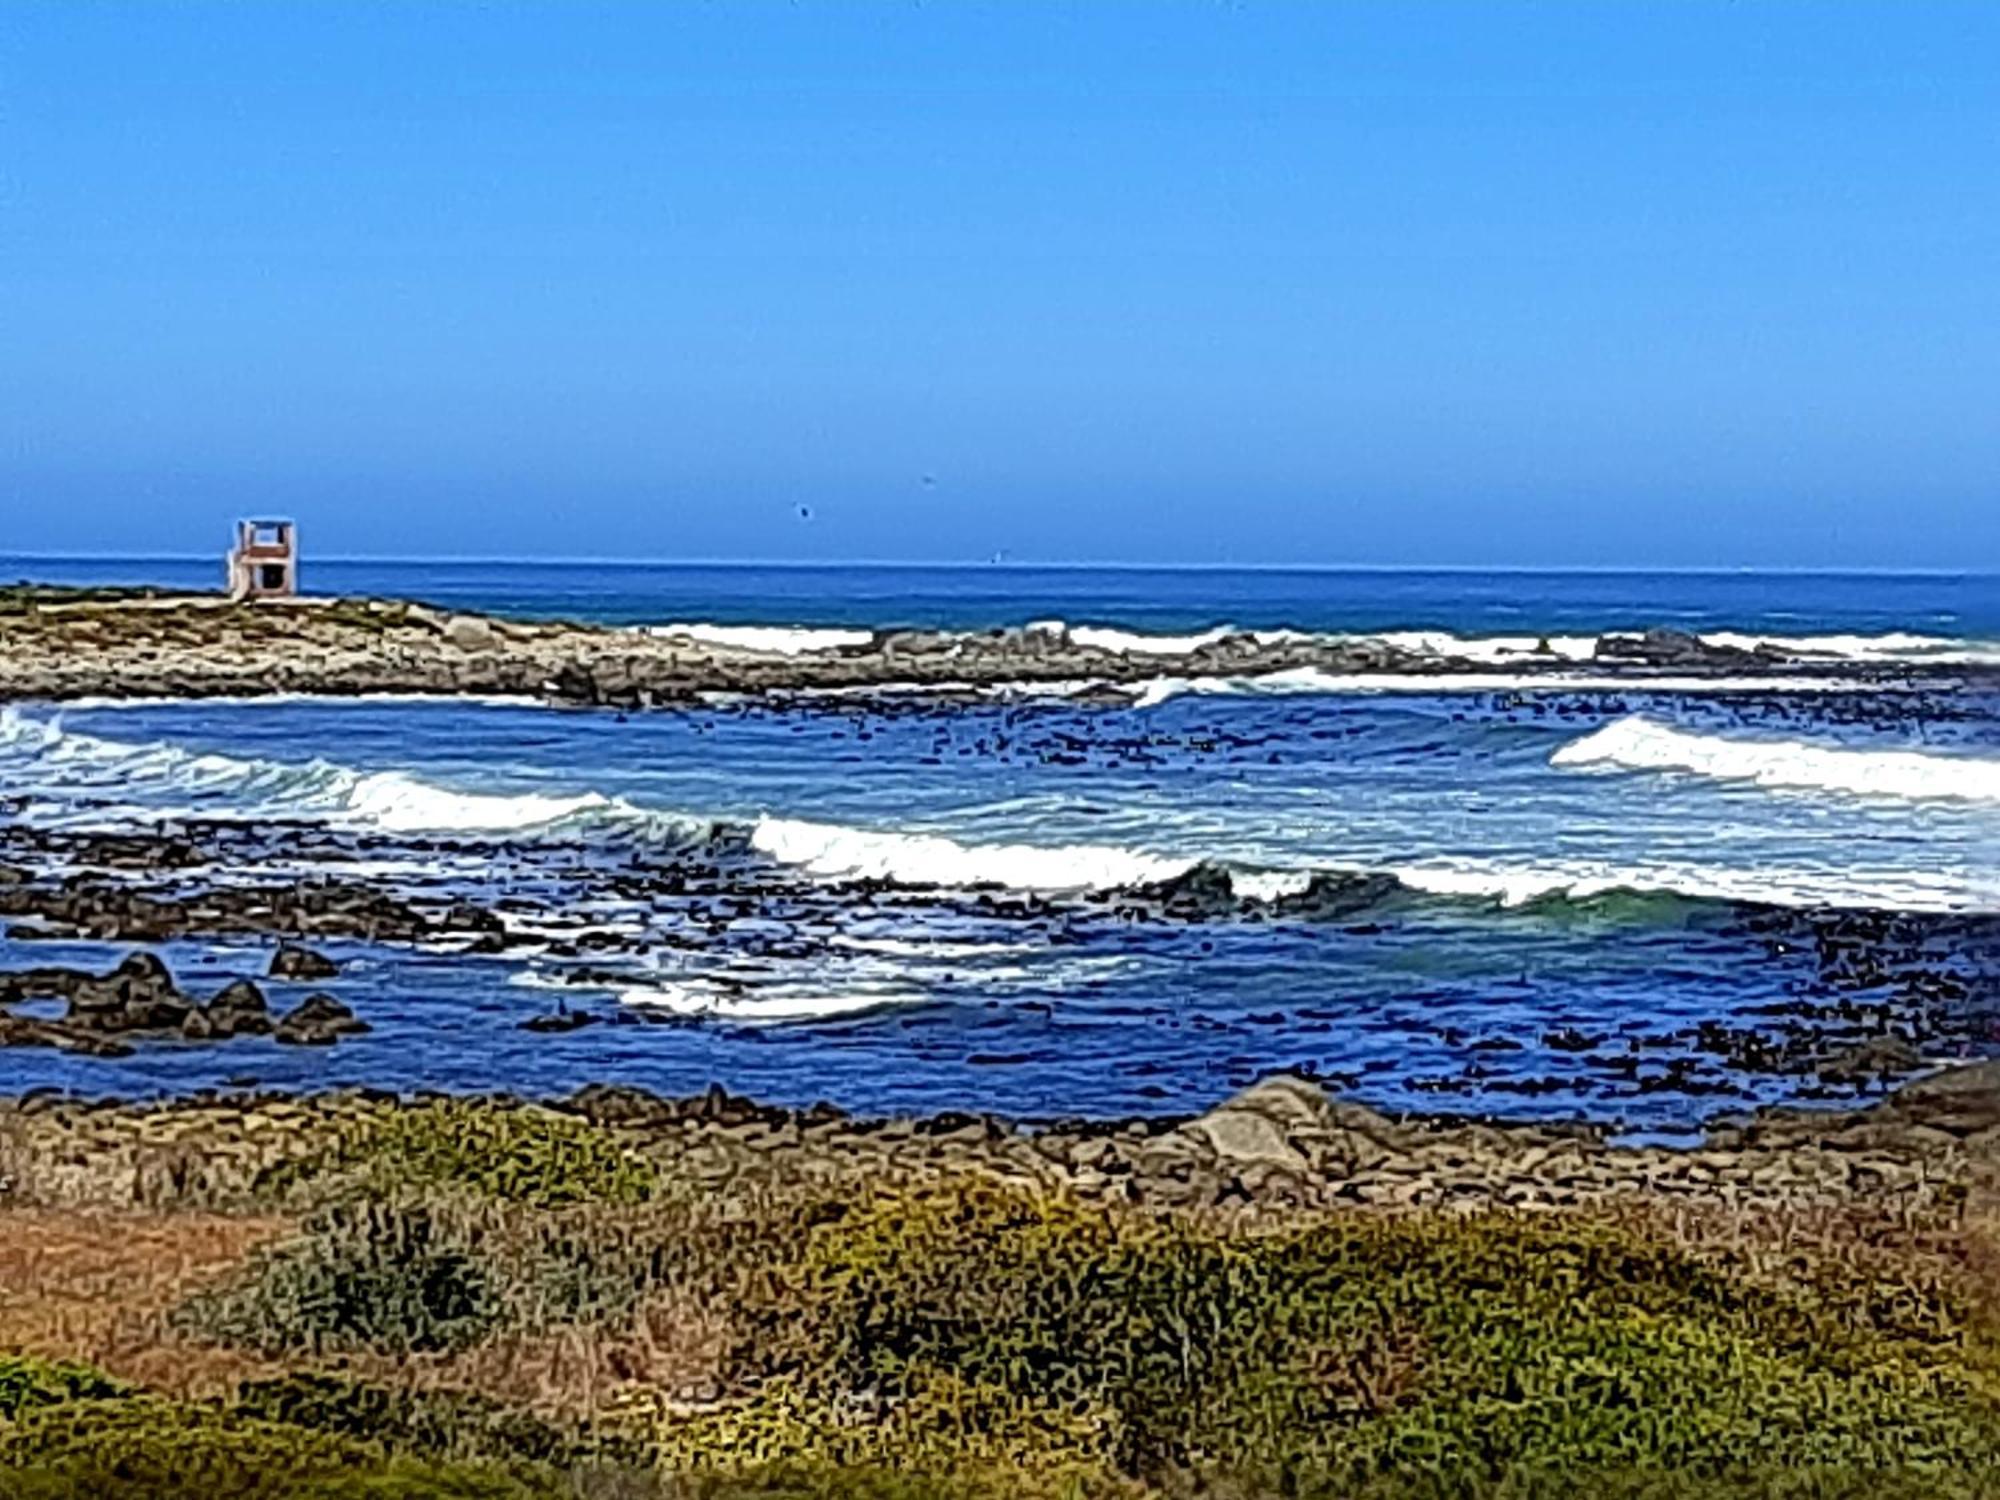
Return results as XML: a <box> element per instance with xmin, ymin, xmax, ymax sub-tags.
<box><xmin>187</xmin><ymin>979</ymin><xmax>273</xmax><ymax>1040</ymax></box>
<box><xmin>0</xmin><ymin>1012</ymin><xmax>134</xmax><ymax>1057</ymax></box>
<box><xmin>268</xmin><ymin>944</ymin><xmax>338</xmax><ymax>982</ymax></box>
<box><xmin>1117</xmin><ymin>863</ymin><xmax>1243</xmax><ymax>921</ymax></box>
<box><xmin>1269</xmin><ymin>872</ymin><xmax>1403</xmax><ymax>921</ymax></box>
<box><xmin>520</xmin><ymin>1010</ymin><xmax>599</xmax><ymax>1034</ymax></box>
<box><xmin>565</xmin><ymin>1084</ymin><xmax>677</xmax><ymax>1128</ymax></box>
<box><xmin>1815</xmin><ymin>1035</ymin><xmax>1921</xmax><ymax>1085</ymax></box>
<box><xmin>0</xmin><ymin>964</ymin><xmax>100</xmax><ymax>1006</ymax></box>
<box><xmin>1594</xmin><ymin>627</ymin><xmax>1764</xmax><ymax>668</ymax></box>
<box><xmin>273</xmin><ymin>993</ymin><xmax>369</xmax><ymax>1046</ymax></box>
<box><xmin>1883</xmin><ymin>1059</ymin><xmax>2000</xmax><ymax>1136</ymax></box>
<box><xmin>1168</xmin><ymin>1074</ymin><xmax>1412</xmax><ymax>1188</ymax></box>
<box><xmin>1186</xmin><ymin>1105</ymin><xmax>1308</xmax><ymax>1173</ymax></box>
<box><xmin>443</xmin><ymin>615</ymin><xmax>499</xmax><ymax>652</ymax></box>
<box><xmin>65</xmin><ymin>952</ymin><xmax>192</xmax><ymax>1033</ymax></box>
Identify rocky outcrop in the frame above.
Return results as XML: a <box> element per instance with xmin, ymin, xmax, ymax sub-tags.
<box><xmin>1594</xmin><ymin>627</ymin><xmax>1771</xmax><ymax>669</ymax></box>
<box><xmin>185</xmin><ymin>979</ymin><xmax>273</xmax><ymax>1040</ymax></box>
<box><xmin>0</xmin><ymin>1066</ymin><xmax>1990</xmax><ymax>1215</ymax></box>
<box><xmin>0</xmin><ymin>594</ymin><xmax>1913</xmax><ymax>710</ymax></box>
<box><xmin>48</xmin><ymin>953</ymin><xmax>190</xmax><ymax>1033</ymax></box>
<box><xmin>0</xmin><ymin>953</ymin><xmax>365</xmax><ymax>1052</ymax></box>
<box><xmin>268</xmin><ymin>944</ymin><xmax>339</xmax><ymax>982</ymax></box>
<box><xmin>0</xmin><ymin>872</ymin><xmax>500</xmax><ymax>948</ymax></box>
<box><xmin>273</xmin><ymin>993</ymin><xmax>370</xmax><ymax>1046</ymax></box>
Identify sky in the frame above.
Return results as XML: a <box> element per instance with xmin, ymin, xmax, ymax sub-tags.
<box><xmin>3</xmin><ymin>2</ymin><xmax>1997</xmax><ymax>569</ymax></box>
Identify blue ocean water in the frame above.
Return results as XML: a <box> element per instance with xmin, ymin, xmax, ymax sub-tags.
<box><xmin>10</xmin><ymin>555</ymin><xmax>1998</xmax><ymax>638</ymax></box>
<box><xmin>0</xmin><ymin>561</ymin><xmax>1995</xmax><ymax>1126</ymax></box>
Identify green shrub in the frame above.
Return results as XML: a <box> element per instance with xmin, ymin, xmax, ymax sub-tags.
<box><xmin>175</xmin><ymin>1202</ymin><xmax>501</xmax><ymax>1356</ymax></box>
<box><xmin>0</xmin><ymin>1398</ymin><xmax>369</xmax><ymax>1499</ymax></box>
<box><xmin>259</xmin><ymin>1101</ymin><xmax>657</xmax><ymax>1209</ymax></box>
<box><xmin>0</xmin><ymin>1359</ymin><xmax>126</xmax><ymax>1421</ymax></box>
<box><xmin>690</xmin><ymin>1180</ymin><xmax>2000</xmax><ymax>1489</ymax></box>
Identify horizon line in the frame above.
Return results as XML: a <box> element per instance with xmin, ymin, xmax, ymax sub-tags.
<box><xmin>0</xmin><ymin>552</ymin><xmax>1990</xmax><ymax>580</ymax></box>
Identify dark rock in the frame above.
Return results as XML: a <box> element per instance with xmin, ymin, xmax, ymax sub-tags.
<box><xmin>187</xmin><ymin>978</ymin><xmax>273</xmax><ymax>1040</ymax></box>
<box><xmin>1816</xmin><ymin>1035</ymin><xmax>1921</xmax><ymax>1085</ymax></box>
<box><xmin>1594</xmin><ymin>627</ymin><xmax>1765</xmax><ymax>668</ymax></box>
<box><xmin>0</xmin><ymin>1012</ymin><xmax>135</xmax><ymax>1057</ymax></box>
<box><xmin>273</xmin><ymin>992</ymin><xmax>370</xmax><ymax>1046</ymax></box>
<box><xmin>520</xmin><ymin>1010</ymin><xmax>600</xmax><ymax>1034</ymax></box>
<box><xmin>0</xmin><ymin>964</ymin><xmax>100</xmax><ymax>1005</ymax></box>
<box><xmin>1269</xmin><ymin>872</ymin><xmax>1403</xmax><ymax>921</ymax></box>
<box><xmin>268</xmin><ymin>944</ymin><xmax>338</xmax><ymax>982</ymax></box>
<box><xmin>1883</xmin><ymin>1059</ymin><xmax>2000</xmax><ymax>1136</ymax></box>
<box><xmin>65</xmin><ymin>952</ymin><xmax>192</xmax><ymax>1033</ymax></box>
<box><xmin>565</xmin><ymin>1083</ymin><xmax>677</xmax><ymax>1128</ymax></box>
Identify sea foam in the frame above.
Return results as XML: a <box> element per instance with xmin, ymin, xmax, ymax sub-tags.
<box><xmin>644</xmin><ymin>623</ymin><xmax>876</xmax><ymax>655</ymax></box>
<box><xmin>1552</xmin><ymin>715</ymin><xmax>2000</xmax><ymax>804</ymax></box>
<box><xmin>749</xmin><ymin>814</ymin><xmax>1191</xmax><ymax>891</ymax></box>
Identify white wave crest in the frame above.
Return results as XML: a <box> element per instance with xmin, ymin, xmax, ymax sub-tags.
<box><xmin>643</xmin><ymin>623</ymin><xmax>875</xmax><ymax>655</ymax></box>
<box><xmin>1552</xmin><ymin>716</ymin><xmax>2000</xmax><ymax>804</ymax></box>
<box><xmin>749</xmin><ymin>814</ymin><xmax>1193</xmax><ymax>891</ymax></box>
<box><xmin>0</xmin><ymin>709</ymin><xmax>679</xmax><ymax>837</ymax></box>
<box><xmin>1390</xmin><ymin>856</ymin><xmax>1989</xmax><ymax>914</ymax></box>
<box><xmin>1368</xmin><ymin>631</ymin><xmax>1599</xmax><ymax>663</ymax></box>
<box><xmin>342</xmin><ymin>772</ymin><xmax>620</xmax><ymax>833</ymax></box>
<box><xmin>1065</xmin><ymin>624</ymin><xmax>1234</xmax><ymax>655</ymax></box>
<box><xmin>1128</xmin><ymin>668</ymin><xmax>1913</xmax><ymax>707</ymax></box>
<box><xmin>1703</xmin><ymin>631</ymin><xmax>2000</xmax><ymax>664</ymax></box>
<box><xmin>615</xmin><ymin>979</ymin><xmax>922</xmax><ymax>1023</ymax></box>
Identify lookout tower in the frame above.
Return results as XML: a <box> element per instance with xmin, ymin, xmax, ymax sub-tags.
<box><xmin>226</xmin><ymin>519</ymin><xmax>298</xmax><ymax>599</ymax></box>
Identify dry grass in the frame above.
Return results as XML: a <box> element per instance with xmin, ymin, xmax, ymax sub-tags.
<box><xmin>0</xmin><ymin>1208</ymin><xmax>291</xmax><ymax>1398</ymax></box>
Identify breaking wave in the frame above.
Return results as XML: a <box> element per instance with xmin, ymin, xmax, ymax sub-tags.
<box><xmin>1122</xmin><ymin>668</ymin><xmax>1917</xmax><ymax>707</ymax></box>
<box><xmin>648</xmin><ymin>618</ymin><xmax>2000</xmax><ymax>666</ymax></box>
<box><xmin>3</xmin><ymin>708</ymin><xmax>1990</xmax><ymax>916</ymax></box>
<box><xmin>748</xmin><ymin>815</ymin><xmax>1191</xmax><ymax>890</ymax></box>
<box><xmin>644</xmin><ymin>623</ymin><xmax>875</xmax><ymax>656</ymax></box>
<box><xmin>1552</xmin><ymin>716</ymin><xmax>2000</xmax><ymax>804</ymax></box>
<box><xmin>0</xmin><ymin>709</ymin><xmax>691</xmax><ymax>839</ymax></box>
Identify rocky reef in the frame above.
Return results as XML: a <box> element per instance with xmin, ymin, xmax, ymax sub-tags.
<box><xmin>0</xmin><ymin>590</ymin><xmax>1963</xmax><ymax>707</ymax></box>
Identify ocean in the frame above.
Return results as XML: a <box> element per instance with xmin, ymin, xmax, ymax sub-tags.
<box><xmin>2</xmin><ymin>559</ymin><xmax>1996</xmax><ymax>1132</ymax></box>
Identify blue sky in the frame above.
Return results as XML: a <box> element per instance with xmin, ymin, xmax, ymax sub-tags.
<box><xmin>3</xmin><ymin>2</ymin><xmax>1996</xmax><ymax>567</ymax></box>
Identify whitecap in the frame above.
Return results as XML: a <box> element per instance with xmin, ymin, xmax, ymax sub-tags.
<box><xmin>1552</xmin><ymin>715</ymin><xmax>2000</xmax><ymax>804</ymax></box>
<box><xmin>748</xmin><ymin>814</ymin><xmax>1192</xmax><ymax>891</ymax></box>
<box><xmin>1128</xmin><ymin>668</ymin><xmax>1913</xmax><ymax>706</ymax></box>
<box><xmin>1065</xmin><ymin>624</ymin><xmax>1235</xmax><ymax>655</ymax></box>
<box><xmin>615</xmin><ymin>980</ymin><xmax>922</xmax><ymax>1023</ymax></box>
<box><xmin>642</xmin><ymin>623</ymin><xmax>875</xmax><ymax>655</ymax></box>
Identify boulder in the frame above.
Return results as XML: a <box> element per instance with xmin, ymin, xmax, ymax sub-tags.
<box><xmin>1882</xmin><ymin>1059</ymin><xmax>2000</xmax><ymax>1136</ymax></box>
<box><xmin>442</xmin><ymin>614</ymin><xmax>499</xmax><ymax>652</ymax></box>
<box><xmin>268</xmin><ymin>944</ymin><xmax>338</xmax><ymax>982</ymax></box>
<box><xmin>1167</xmin><ymin>1074</ymin><xmax>1414</xmax><ymax>1191</ymax></box>
<box><xmin>1594</xmin><ymin>627</ymin><xmax>1763</xmax><ymax>668</ymax></box>
<box><xmin>1815</xmin><ymin>1035</ymin><xmax>1921</xmax><ymax>1085</ymax></box>
<box><xmin>184</xmin><ymin>978</ymin><xmax>273</xmax><ymax>1040</ymax></box>
<box><xmin>0</xmin><ymin>1012</ymin><xmax>134</xmax><ymax>1057</ymax></box>
<box><xmin>520</xmin><ymin>1010</ymin><xmax>599</xmax><ymax>1034</ymax></box>
<box><xmin>65</xmin><ymin>952</ymin><xmax>191</xmax><ymax>1032</ymax></box>
<box><xmin>273</xmin><ymin>993</ymin><xmax>370</xmax><ymax>1046</ymax></box>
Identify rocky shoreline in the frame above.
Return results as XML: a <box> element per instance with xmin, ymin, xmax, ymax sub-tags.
<box><xmin>3</xmin><ymin>1061</ymin><xmax>1995</xmax><ymax>1215</ymax></box>
<box><xmin>0</xmin><ymin>588</ymin><xmax>1968</xmax><ymax>707</ymax></box>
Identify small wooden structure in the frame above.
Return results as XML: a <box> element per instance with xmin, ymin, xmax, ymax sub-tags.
<box><xmin>226</xmin><ymin>519</ymin><xmax>298</xmax><ymax>599</ymax></box>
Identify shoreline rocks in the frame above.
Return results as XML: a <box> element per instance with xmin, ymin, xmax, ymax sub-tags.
<box><xmin>0</xmin><ymin>592</ymin><xmax>1964</xmax><ymax>708</ymax></box>
<box><xmin>0</xmin><ymin>952</ymin><xmax>368</xmax><ymax>1053</ymax></box>
<box><xmin>0</xmin><ymin>1065</ymin><xmax>1991</xmax><ymax>1215</ymax></box>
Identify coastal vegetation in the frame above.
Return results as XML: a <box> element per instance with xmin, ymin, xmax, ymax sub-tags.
<box><xmin>1</xmin><ymin>1078</ymin><xmax>1995</xmax><ymax>1497</ymax></box>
